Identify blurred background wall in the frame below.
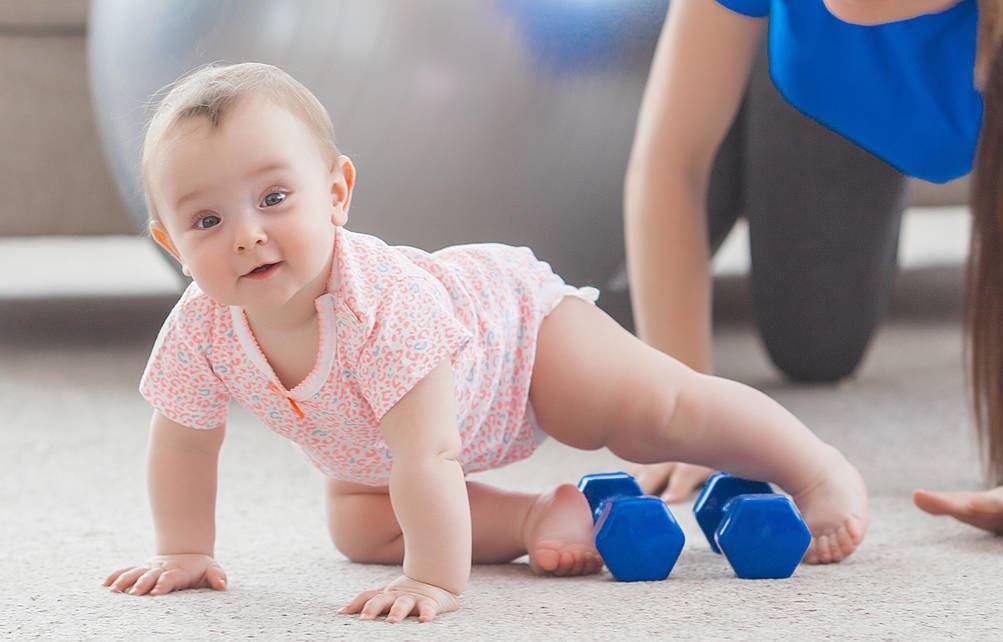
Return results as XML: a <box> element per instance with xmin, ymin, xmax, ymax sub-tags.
<box><xmin>0</xmin><ymin>0</ymin><xmax>972</xmax><ymax>319</ymax></box>
<box><xmin>0</xmin><ymin>0</ymin><xmax>131</xmax><ymax>237</ymax></box>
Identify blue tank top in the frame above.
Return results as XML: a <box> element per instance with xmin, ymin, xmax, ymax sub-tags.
<box><xmin>715</xmin><ymin>0</ymin><xmax>982</xmax><ymax>183</ymax></box>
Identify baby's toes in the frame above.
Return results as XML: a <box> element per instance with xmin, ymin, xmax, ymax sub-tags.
<box><xmin>585</xmin><ymin>553</ymin><xmax>601</xmax><ymax>577</ymax></box>
<box><xmin>806</xmin><ymin>532</ymin><xmax>838</xmax><ymax>565</ymax></box>
<box><xmin>805</xmin><ymin>521</ymin><xmax>862</xmax><ymax>565</ymax></box>
<box><xmin>556</xmin><ymin>550</ymin><xmax>575</xmax><ymax>576</ymax></box>
<box><xmin>829</xmin><ymin>528</ymin><xmax>853</xmax><ymax>563</ymax></box>
<box><xmin>824</xmin><ymin>532</ymin><xmax>843</xmax><ymax>563</ymax></box>
<box><xmin>564</xmin><ymin>551</ymin><xmax>580</xmax><ymax>576</ymax></box>
<box><xmin>806</xmin><ymin>535</ymin><xmax>831</xmax><ymax>565</ymax></box>
<box><xmin>531</xmin><ymin>542</ymin><xmax>605</xmax><ymax>577</ymax></box>
<box><xmin>834</xmin><ymin>520</ymin><xmax>864</xmax><ymax>560</ymax></box>
<box><xmin>838</xmin><ymin>521</ymin><xmax>859</xmax><ymax>556</ymax></box>
<box><xmin>570</xmin><ymin>548</ymin><xmax>602</xmax><ymax>576</ymax></box>
<box><xmin>802</xmin><ymin>542</ymin><xmax>817</xmax><ymax>565</ymax></box>
<box><xmin>529</xmin><ymin>545</ymin><xmax>560</xmax><ymax>575</ymax></box>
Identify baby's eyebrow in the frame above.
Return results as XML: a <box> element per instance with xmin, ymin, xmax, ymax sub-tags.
<box><xmin>173</xmin><ymin>160</ymin><xmax>292</xmax><ymax>209</ymax></box>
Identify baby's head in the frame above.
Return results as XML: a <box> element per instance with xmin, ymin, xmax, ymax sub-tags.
<box><xmin>142</xmin><ymin>62</ymin><xmax>355</xmax><ymax>310</ymax></box>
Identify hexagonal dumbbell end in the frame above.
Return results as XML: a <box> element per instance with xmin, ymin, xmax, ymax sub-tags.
<box><xmin>577</xmin><ymin>472</ymin><xmax>643</xmax><ymax>523</ymax></box>
<box><xmin>593</xmin><ymin>496</ymin><xmax>686</xmax><ymax>582</ymax></box>
<box><xmin>714</xmin><ymin>494</ymin><xmax>811</xmax><ymax>579</ymax></box>
<box><xmin>692</xmin><ymin>472</ymin><xmax>773</xmax><ymax>553</ymax></box>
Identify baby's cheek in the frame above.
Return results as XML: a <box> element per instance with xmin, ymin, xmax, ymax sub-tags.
<box><xmin>289</xmin><ymin>223</ymin><xmax>336</xmax><ymax>269</ymax></box>
<box><xmin>189</xmin><ymin>266</ymin><xmax>239</xmax><ymax>305</ymax></box>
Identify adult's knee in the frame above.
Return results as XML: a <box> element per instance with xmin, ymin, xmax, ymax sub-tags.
<box><xmin>748</xmin><ymin>226</ymin><xmax>900</xmax><ymax>383</ymax></box>
<box><xmin>756</xmin><ymin>309</ymin><xmax>875</xmax><ymax>382</ymax></box>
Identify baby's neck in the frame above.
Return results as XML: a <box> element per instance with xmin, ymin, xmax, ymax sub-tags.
<box><xmin>245</xmin><ymin>299</ymin><xmax>318</xmax><ymax>334</ymax></box>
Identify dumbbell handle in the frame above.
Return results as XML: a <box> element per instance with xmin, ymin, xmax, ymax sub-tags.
<box><xmin>578</xmin><ymin>471</ymin><xmax>644</xmax><ymax>523</ymax></box>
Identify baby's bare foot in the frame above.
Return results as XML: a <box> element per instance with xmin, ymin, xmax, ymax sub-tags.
<box><xmin>792</xmin><ymin>446</ymin><xmax>869</xmax><ymax>565</ymax></box>
<box><xmin>522</xmin><ymin>484</ymin><xmax>603</xmax><ymax>576</ymax></box>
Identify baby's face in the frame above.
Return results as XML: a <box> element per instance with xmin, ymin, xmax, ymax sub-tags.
<box><xmin>149</xmin><ymin>93</ymin><xmax>353</xmax><ymax>311</ymax></box>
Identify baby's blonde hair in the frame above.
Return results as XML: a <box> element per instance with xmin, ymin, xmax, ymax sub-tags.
<box><xmin>141</xmin><ymin>61</ymin><xmax>340</xmax><ymax>224</ymax></box>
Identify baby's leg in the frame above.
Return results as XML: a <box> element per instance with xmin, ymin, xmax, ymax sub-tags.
<box><xmin>324</xmin><ymin>478</ymin><xmax>601</xmax><ymax>576</ymax></box>
<box><xmin>530</xmin><ymin>297</ymin><xmax>868</xmax><ymax>563</ymax></box>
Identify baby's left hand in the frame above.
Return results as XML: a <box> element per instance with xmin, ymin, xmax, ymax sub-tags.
<box><xmin>338</xmin><ymin>574</ymin><xmax>460</xmax><ymax>623</ymax></box>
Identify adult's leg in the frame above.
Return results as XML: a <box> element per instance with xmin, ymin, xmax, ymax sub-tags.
<box><xmin>706</xmin><ymin>79</ymin><xmax>747</xmax><ymax>254</ymax></box>
<box><xmin>743</xmin><ymin>44</ymin><xmax>907</xmax><ymax>382</ymax></box>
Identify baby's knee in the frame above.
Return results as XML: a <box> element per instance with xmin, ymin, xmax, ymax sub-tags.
<box><xmin>331</xmin><ymin>530</ymin><xmax>402</xmax><ymax>564</ymax></box>
<box><xmin>604</xmin><ymin>361</ymin><xmax>693</xmax><ymax>461</ymax></box>
<box><xmin>660</xmin><ymin>368</ymin><xmax>713</xmax><ymax>447</ymax></box>
<box><xmin>326</xmin><ymin>493</ymin><xmax>403</xmax><ymax>564</ymax></box>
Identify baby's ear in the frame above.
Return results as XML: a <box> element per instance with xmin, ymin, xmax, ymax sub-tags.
<box><xmin>149</xmin><ymin>220</ymin><xmax>183</xmax><ymax>264</ymax></box>
<box><xmin>330</xmin><ymin>155</ymin><xmax>356</xmax><ymax>226</ymax></box>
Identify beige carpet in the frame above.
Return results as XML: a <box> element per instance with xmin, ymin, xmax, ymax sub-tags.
<box><xmin>2</xmin><ymin>265</ymin><xmax>1002</xmax><ymax>641</ymax></box>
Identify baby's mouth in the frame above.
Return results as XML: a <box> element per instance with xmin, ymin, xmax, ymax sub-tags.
<box><xmin>243</xmin><ymin>261</ymin><xmax>283</xmax><ymax>278</ymax></box>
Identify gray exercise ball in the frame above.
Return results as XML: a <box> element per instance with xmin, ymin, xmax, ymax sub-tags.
<box><xmin>88</xmin><ymin>0</ymin><xmax>666</xmax><ymax>291</ymax></box>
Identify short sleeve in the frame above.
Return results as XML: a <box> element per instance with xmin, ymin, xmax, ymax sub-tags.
<box><xmin>356</xmin><ymin>276</ymin><xmax>473</xmax><ymax>422</ymax></box>
<box><xmin>714</xmin><ymin>0</ymin><xmax>770</xmax><ymax>18</ymax></box>
<box><xmin>139</xmin><ymin>299</ymin><xmax>231</xmax><ymax>430</ymax></box>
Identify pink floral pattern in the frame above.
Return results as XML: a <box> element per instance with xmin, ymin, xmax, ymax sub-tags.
<box><xmin>139</xmin><ymin>227</ymin><xmax>597</xmax><ymax>485</ymax></box>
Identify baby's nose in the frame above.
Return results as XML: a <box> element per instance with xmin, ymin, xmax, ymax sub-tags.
<box><xmin>234</xmin><ymin>235</ymin><xmax>266</xmax><ymax>252</ymax></box>
<box><xmin>233</xmin><ymin>221</ymin><xmax>267</xmax><ymax>252</ymax></box>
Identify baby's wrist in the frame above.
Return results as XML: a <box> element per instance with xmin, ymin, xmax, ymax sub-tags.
<box><xmin>147</xmin><ymin>552</ymin><xmax>215</xmax><ymax>566</ymax></box>
<box><xmin>391</xmin><ymin>574</ymin><xmax>462</xmax><ymax>599</ymax></box>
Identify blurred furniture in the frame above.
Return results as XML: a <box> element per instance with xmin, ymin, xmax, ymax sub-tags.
<box><xmin>0</xmin><ymin>0</ymin><xmax>130</xmax><ymax>236</ymax></box>
<box><xmin>0</xmin><ymin>0</ymin><xmax>970</xmax><ymax>249</ymax></box>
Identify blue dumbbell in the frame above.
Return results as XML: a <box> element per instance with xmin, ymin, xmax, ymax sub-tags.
<box><xmin>693</xmin><ymin>472</ymin><xmax>811</xmax><ymax>579</ymax></box>
<box><xmin>577</xmin><ymin>472</ymin><xmax>685</xmax><ymax>582</ymax></box>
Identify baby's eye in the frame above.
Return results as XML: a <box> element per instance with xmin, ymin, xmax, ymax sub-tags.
<box><xmin>261</xmin><ymin>191</ymin><xmax>287</xmax><ymax>208</ymax></box>
<box><xmin>195</xmin><ymin>214</ymin><xmax>221</xmax><ymax>230</ymax></box>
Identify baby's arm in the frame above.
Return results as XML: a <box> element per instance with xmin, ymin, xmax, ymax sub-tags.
<box><xmin>103</xmin><ymin>411</ymin><xmax>229</xmax><ymax>596</ymax></box>
<box><xmin>343</xmin><ymin>360</ymin><xmax>469</xmax><ymax>622</ymax></box>
<box><xmin>147</xmin><ymin>410</ymin><xmax>225</xmax><ymax>555</ymax></box>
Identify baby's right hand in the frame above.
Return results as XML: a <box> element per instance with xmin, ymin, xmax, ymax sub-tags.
<box><xmin>103</xmin><ymin>554</ymin><xmax>228</xmax><ymax>596</ymax></box>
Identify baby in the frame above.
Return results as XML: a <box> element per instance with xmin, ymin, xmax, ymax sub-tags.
<box><xmin>103</xmin><ymin>62</ymin><xmax>869</xmax><ymax>623</ymax></box>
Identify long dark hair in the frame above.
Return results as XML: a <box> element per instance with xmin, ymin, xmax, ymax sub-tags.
<box><xmin>967</xmin><ymin>0</ymin><xmax>1003</xmax><ymax>485</ymax></box>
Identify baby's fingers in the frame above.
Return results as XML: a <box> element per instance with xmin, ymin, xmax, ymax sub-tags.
<box><xmin>337</xmin><ymin>589</ymin><xmax>382</xmax><ymax>615</ymax></box>
<box><xmin>128</xmin><ymin>568</ymin><xmax>164</xmax><ymax>596</ymax></box>
<box><xmin>386</xmin><ymin>595</ymin><xmax>416</xmax><ymax>623</ymax></box>
<box><xmin>204</xmin><ymin>561</ymin><xmax>228</xmax><ymax>591</ymax></box>
<box><xmin>417</xmin><ymin>598</ymin><xmax>439</xmax><ymax>623</ymax></box>
<box><xmin>360</xmin><ymin>593</ymin><xmax>396</xmax><ymax>620</ymax></box>
<box><xmin>102</xmin><ymin>567</ymin><xmax>136</xmax><ymax>587</ymax></box>
<box><xmin>109</xmin><ymin>567</ymin><xmax>148</xmax><ymax>593</ymax></box>
<box><xmin>149</xmin><ymin>568</ymin><xmax>188</xmax><ymax>596</ymax></box>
